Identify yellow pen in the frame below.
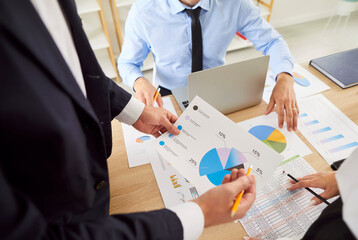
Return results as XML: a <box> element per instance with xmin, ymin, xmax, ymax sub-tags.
<box><xmin>153</xmin><ymin>87</ymin><xmax>161</xmax><ymax>103</ymax></box>
<box><xmin>230</xmin><ymin>165</ymin><xmax>253</xmax><ymax>218</ymax></box>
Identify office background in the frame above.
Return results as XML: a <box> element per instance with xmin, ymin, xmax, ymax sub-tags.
<box><xmin>75</xmin><ymin>0</ymin><xmax>358</xmax><ymax>89</ymax></box>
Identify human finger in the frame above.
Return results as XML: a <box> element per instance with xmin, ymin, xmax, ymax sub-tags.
<box><xmin>289</xmin><ymin>179</ymin><xmax>322</xmax><ymax>190</ymax></box>
<box><xmin>158</xmin><ymin>127</ymin><xmax>168</xmax><ymax>135</ymax></box>
<box><xmin>153</xmin><ymin>131</ymin><xmax>162</xmax><ymax>138</ymax></box>
<box><xmin>222</xmin><ymin>174</ymin><xmax>231</xmax><ymax>184</ymax></box>
<box><xmin>237</xmin><ymin>168</ymin><xmax>246</xmax><ymax>178</ymax></box>
<box><xmin>229</xmin><ymin>176</ymin><xmax>252</xmax><ymax>197</ymax></box>
<box><xmin>230</xmin><ymin>169</ymin><xmax>239</xmax><ymax>182</ymax></box>
<box><xmin>159</xmin><ymin>112</ymin><xmax>180</xmax><ymax>135</ymax></box>
<box><xmin>265</xmin><ymin>98</ymin><xmax>275</xmax><ymax>115</ymax></box>
<box><xmin>285</xmin><ymin>104</ymin><xmax>293</xmax><ymax>132</ymax></box>
<box><xmin>310</xmin><ymin>187</ymin><xmax>336</xmax><ymax>206</ymax></box>
<box><xmin>156</xmin><ymin>94</ymin><xmax>164</xmax><ymax>108</ymax></box>
<box><xmin>292</xmin><ymin>104</ymin><xmax>299</xmax><ymax>131</ymax></box>
<box><xmin>235</xmin><ymin>176</ymin><xmax>256</xmax><ymax>217</ymax></box>
<box><xmin>276</xmin><ymin>103</ymin><xmax>285</xmax><ymax>128</ymax></box>
<box><xmin>297</xmin><ymin>173</ymin><xmax>322</xmax><ymax>181</ymax></box>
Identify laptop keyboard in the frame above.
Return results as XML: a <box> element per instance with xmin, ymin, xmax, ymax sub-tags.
<box><xmin>182</xmin><ymin>100</ymin><xmax>189</xmax><ymax>108</ymax></box>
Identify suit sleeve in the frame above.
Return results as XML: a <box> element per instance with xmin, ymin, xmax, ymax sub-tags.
<box><xmin>106</xmin><ymin>76</ymin><xmax>133</xmax><ymax>120</ymax></box>
<box><xmin>0</xmin><ymin>169</ymin><xmax>183</xmax><ymax>240</ymax></box>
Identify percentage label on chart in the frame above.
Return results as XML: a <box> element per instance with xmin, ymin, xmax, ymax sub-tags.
<box><xmin>188</xmin><ymin>158</ymin><xmax>198</xmax><ymax>167</ymax></box>
<box><xmin>256</xmin><ymin>167</ymin><xmax>263</xmax><ymax>176</ymax></box>
<box><xmin>218</xmin><ymin>131</ymin><xmax>226</xmax><ymax>139</ymax></box>
<box><xmin>252</xmin><ymin>149</ymin><xmax>261</xmax><ymax>158</ymax></box>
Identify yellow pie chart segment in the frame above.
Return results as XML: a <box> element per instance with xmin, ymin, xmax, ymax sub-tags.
<box><xmin>267</xmin><ymin>129</ymin><xmax>286</xmax><ymax>143</ymax></box>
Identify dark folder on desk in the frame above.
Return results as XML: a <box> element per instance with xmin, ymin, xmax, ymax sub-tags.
<box><xmin>309</xmin><ymin>48</ymin><xmax>358</xmax><ymax>89</ymax></box>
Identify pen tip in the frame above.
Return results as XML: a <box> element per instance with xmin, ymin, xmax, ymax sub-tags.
<box><xmin>283</xmin><ymin>170</ymin><xmax>285</xmax><ymax>174</ymax></box>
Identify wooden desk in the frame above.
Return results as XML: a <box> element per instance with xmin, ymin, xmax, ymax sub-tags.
<box><xmin>107</xmin><ymin>63</ymin><xmax>358</xmax><ymax>239</ymax></box>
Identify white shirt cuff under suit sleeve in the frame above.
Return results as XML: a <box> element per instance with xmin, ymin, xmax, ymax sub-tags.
<box><xmin>115</xmin><ymin>96</ymin><xmax>145</xmax><ymax>125</ymax></box>
<box><xmin>169</xmin><ymin>202</ymin><xmax>204</xmax><ymax>240</ymax></box>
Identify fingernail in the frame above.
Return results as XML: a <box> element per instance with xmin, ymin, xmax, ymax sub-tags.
<box><xmin>243</xmin><ymin>237</ymin><xmax>250</xmax><ymax>240</ymax></box>
<box><xmin>309</xmin><ymin>200</ymin><xmax>316</xmax><ymax>206</ymax></box>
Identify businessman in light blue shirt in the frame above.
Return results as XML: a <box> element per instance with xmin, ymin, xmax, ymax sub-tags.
<box><xmin>118</xmin><ymin>0</ymin><xmax>299</xmax><ymax>131</ymax></box>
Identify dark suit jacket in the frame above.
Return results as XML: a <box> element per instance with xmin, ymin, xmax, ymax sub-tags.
<box><xmin>303</xmin><ymin>198</ymin><xmax>356</xmax><ymax>240</ymax></box>
<box><xmin>0</xmin><ymin>0</ymin><xmax>183</xmax><ymax>239</ymax></box>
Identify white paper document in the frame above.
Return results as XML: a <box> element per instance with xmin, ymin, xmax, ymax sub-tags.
<box><xmin>152</xmin><ymin>96</ymin><xmax>283</xmax><ymax>193</ymax></box>
<box><xmin>122</xmin><ymin>97</ymin><xmax>177</xmax><ymax>168</ymax></box>
<box><xmin>262</xmin><ymin>64</ymin><xmax>330</xmax><ymax>104</ymax></box>
<box><xmin>237</xmin><ymin>114</ymin><xmax>312</xmax><ymax>161</ymax></box>
<box><xmin>297</xmin><ymin>94</ymin><xmax>358</xmax><ymax>164</ymax></box>
<box><xmin>239</xmin><ymin>156</ymin><xmax>327</xmax><ymax>240</ymax></box>
<box><xmin>149</xmin><ymin>150</ymin><xmax>201</xmax><ymax>208</ymax></box>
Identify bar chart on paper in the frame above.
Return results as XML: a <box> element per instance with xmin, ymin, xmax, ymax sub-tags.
<box><xmin>297</xmin><ymin>94</ymin><xmax>358</xmax><ymax>164</ymax></box>
<box><xmin>149</xmin><ymin>151</ymin><xmax>200</xmax><ymax>208</ymax></box>
<box><xmin>239</xmin><ymin>157</ymin><xmax>327</xmax><ymax>240</ymax></box>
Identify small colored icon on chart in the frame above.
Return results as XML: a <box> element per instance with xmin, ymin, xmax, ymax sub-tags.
<box><xmin>177</xmin><ymin>125</ymin><xmax>183</xmax><ymax>130</ymax></box>
<box><xmin>159</xmin><ymin>141</ymin><xmax>165</xmax><ymax>146</ymax></box>
<box><xmin>136</xmin><ymin>136</ymin><xmax>151</xmax><ymax>143</ymax></box>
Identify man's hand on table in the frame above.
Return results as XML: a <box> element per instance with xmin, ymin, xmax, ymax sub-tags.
<box><xmin>192</xmin><ymin>168</ymin><xmax>256</xmax><ymax>227</ymax></box>
<box><xmin>132</xmin><ymin>105</ymin><xmax>179</xmax><ymax>138</ymax></box>
<box><xmin>134</xmin><ymin>77</ymin><xmax>163</xmax><ymax>107</ymax></box>
<box><xmin>265</xmin><ymin>72</ymin><xmax>298</xmax><ymax>132</ymax></box>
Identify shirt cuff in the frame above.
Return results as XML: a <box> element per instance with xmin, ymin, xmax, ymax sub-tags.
<box><xmin>115</xmin><ymin>97</ymin><xmax>145</xmax><ymax>125</ymax></box>
<box><xmin>128</xmin><ymin>72</ymin><xmax>145</xmax><ymax>90</ymax></box>
<box><xmin>272</xmin><ymin>62</ymin><xmax>294</xmax><ymax>80</ymax></box>
<box><xmin>169</xmin><ymin>202</ymin><xmax>204</xmax><ymax>240</ymax></box>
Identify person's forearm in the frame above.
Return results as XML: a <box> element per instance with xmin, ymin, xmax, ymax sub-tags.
<box><xmin>117</xmin><ymin>62</ymin><xmax>144</xmax><ymax>89</ymax></box>
<box><xmin>264</xmin><ymin>38</ymin><xmax>294</xmax><ymax>78</ymax></box>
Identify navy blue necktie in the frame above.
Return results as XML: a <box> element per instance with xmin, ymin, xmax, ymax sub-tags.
<box><xmin>185</xmin><ymin>7</ymin><xmax>203</xmax><ymax>72</ymax></box>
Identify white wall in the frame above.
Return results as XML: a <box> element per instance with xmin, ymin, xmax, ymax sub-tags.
<box><xmin>269</xmin><ymin>0</ymin><xmax>351</xmax><ymax>28</ymax></box>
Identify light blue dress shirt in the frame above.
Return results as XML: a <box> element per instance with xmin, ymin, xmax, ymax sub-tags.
<box><xmin>118</xmin><ymin>0</ymin><xmax>294</xmax><ymax>90</ymax></box>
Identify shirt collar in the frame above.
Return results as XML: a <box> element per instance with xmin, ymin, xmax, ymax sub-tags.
<box><xmin>169</xmin><ymin>0</ymin><xmax>211</xmax><ymax>15</ymax></box>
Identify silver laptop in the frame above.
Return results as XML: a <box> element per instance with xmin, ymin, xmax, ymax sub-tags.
<box><xmin>172</xmin><ymin>55</ymin><xmax>270</xmax><ymax>114</ymax></box>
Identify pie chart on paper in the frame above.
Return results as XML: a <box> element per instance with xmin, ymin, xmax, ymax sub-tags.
<box><xmin>249</xmin><ymin>125</ymin><xmax>287</xmax><ymax>153</ymax></box>
<box><xmin>293</xmin><ymin>72</ymin><xmax>310</xmax><ymax>87</ymax></box>
<box><xmin>199</xmin><ymin>148</ymin><xmax>247</xmax><ymax>186</ymax></box>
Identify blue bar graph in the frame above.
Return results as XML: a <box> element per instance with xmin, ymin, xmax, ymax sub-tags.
<box><xmin>304</xmin><ymin>120</ymin><xmax>319</xmax><ymax>126</ymax></box>
<box><xmin>312</xmin><ymin>127</ymin><xmax>332</xmax><ymax>135</ymax></box>
<box><xmin>299</xmin><ymin>113</ymin><xmax>308</xmax><ymax>118</ymax></box>
<box><xmin>320</xmin><ymin>134</ymin><xmax>344</xmax><ymax>144</ymax></box>
<box><xmin>329</xmin><ymin>142</ymin><xmax>358</xmax><ymax>153</ymax></box>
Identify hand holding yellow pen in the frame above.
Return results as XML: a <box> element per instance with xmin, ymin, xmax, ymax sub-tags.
<box><xmin>230</xmin><ymin>165</ymin><xmax>253</xmax><ymax>218</ymax></box>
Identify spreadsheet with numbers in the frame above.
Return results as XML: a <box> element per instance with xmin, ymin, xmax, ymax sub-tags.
<box><xmin>239</xmin><ymin>157</ymin><xmax>329</xmax><ymax>240</ymax></box>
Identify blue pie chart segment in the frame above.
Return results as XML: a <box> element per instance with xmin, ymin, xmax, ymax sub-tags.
<box><xmin>198</xmin><ymin>148</ymin><xmax>224</xmax><ymax>176</ymax></box>
<box><xmin>225</xmin><ymin>148</ymin><xmax>246</xmax><ymax>169</ymax></box>
<box><xmin>199</xmin><ymin>148</ymin><xmax>247</xmax><ymax>186</ymax></box>
<box><xmin>206</xmin><ymin>170</ymin><xmax>231</xmax><ymax>186</ymax></box>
